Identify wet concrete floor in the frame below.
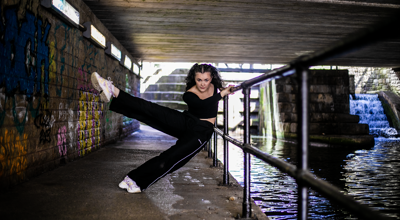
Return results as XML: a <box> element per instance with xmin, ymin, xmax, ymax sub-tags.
<box><xmin>0</xmin><ymin>125</ymin><xmax>268</xmax><ymax>220</ymax></box>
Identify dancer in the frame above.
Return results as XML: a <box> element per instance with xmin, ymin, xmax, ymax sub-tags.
<box><xmin>91</xmin><ymin>63</ymin><xmax>234</xmax><ymax>193</ymax></box>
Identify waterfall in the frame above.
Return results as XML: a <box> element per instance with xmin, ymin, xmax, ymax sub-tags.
<box><xmin>350</xmin><ymin>94</ymin><xmax>398</xmax><ymax>138</ymax></box>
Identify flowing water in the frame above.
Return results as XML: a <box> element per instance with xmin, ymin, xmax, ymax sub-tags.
<box><xmin>217</xmin><ymin>94</ymin><xmax>400</xmax><ymax>219</ymax></box>
<box><xmin>350</xmin><ymin>94</ymin><xmax>398</xmax><ymax>138</ymax></box>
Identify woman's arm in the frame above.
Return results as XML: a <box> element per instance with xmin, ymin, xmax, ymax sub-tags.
<box><xmin>220</xmin><ymin>85</ymin><xmax>235</xmax><ymax>97</ymax></box>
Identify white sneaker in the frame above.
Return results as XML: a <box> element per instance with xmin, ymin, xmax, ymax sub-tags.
<box><xmin>91</xmin><ymin>72</ymin><xmax>115</xmax><ymax>102</ymax></box>
<box><xmin>119</xmin><ymin>176</ymin><xmax>141</xmax><ymax>193</ymax></box>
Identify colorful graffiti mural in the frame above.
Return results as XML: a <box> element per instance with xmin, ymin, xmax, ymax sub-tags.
<box><xmin>0</xmin><ymin>130</ymin><xmax>28</xmax><ymax>177</ymax></box>
<box><xmin>57</xmin><ymin>126</ymin><xmax>67</xmax><ymax>157</ymax></box>
<box><xmin>77</xmin><ymin>68</ymin><xmax>102</xmax><ymax>156</ymax></box>
<box><xmin>0</xmin><ymin>2</ymin><xmax>139</xmax><ymax>188</ymax></box>
<box><xmin>0</xmin><ymin>7</ymin><xmax>50</xmax><ymax>98</ymax></box>
<box><xmin>0</xmin><ymin>6</ymin><xmax>52</xmax><ymax>138</ymax></box>
<box><xmin>34</xmin><ymin>105</ymin><xmax>55</xmax><ymax>144</ymax></box>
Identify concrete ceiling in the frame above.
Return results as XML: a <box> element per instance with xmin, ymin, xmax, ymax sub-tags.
<box><xmin>83</xmin><ymin>0</ymin><xmax>400</xmax><ymax>67</ymax></box>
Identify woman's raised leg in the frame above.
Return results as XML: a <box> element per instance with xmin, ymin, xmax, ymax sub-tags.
<box><xmin>91</xmin><ymin>72</ymin><xmax>188</xmax><ymax>138</ymax></box>
<box><xmin>109</xmin><ymin>90</ymin><xmax>189</xmax><ymax>138</ymax></box>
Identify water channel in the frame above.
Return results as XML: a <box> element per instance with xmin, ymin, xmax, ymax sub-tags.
<box><xmin>216</xmin><ymin>94</ymin><xmax>400</xmax><ymax>219</ymax></box>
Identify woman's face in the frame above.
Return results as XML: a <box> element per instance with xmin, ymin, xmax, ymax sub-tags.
<box><xmin>195</xmin><ymin>72</ymin><xmax>213</xmax><ymax>93</ymax></box>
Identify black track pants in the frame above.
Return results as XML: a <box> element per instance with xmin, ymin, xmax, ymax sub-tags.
<box><xmin>109</xmin><ymin>90</ymin><xmax>214</xmax><ymax>190</ymax></box>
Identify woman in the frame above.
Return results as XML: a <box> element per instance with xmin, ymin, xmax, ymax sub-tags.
<box><xmin>91</xmin><ymin>63</ymin><xmax>234</xmax><ymax>193</ymax></box>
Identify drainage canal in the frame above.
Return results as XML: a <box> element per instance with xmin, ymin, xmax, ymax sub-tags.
<box><xmin>218</xmin><ymin>94</ymin><xmax>400</xmax><ymax>219</ymax></box>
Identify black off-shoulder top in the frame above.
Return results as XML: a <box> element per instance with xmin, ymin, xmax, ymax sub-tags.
<box><xmin>182</xmin><ymin>84</ymin><xmax>222</xmax><ymax>119</ymax></box>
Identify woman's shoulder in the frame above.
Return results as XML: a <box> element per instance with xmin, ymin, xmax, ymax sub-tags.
<box><xmin>186</xmin><ymin>86</ymin><xmax>196</xmax><ymax>94</ymax></box>
<box><xmin>183</xmin><ymin>87</ymin><xmax>198</xmax><ymax>100</ymax></box>
<box><xmin>185</xmin><ymin>84</ymin><xmax>215</xmax><ymax>100</ymax></box>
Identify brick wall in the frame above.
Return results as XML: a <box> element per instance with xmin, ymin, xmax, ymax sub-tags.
<box><xmin>0</xmin><ymin>0</ymin><xmax>140</xmax><ymax>189</ymax></box>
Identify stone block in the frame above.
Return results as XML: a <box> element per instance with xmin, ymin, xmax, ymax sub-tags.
<box><xmin>275</xmin><ymin>77</ymin><xmax>293</xmax><ymax>85</ymax></box>
<box><xmin>278</xmin><ymin>123</ymin><xmax>291</xmax><ymax>132</ymax></box>
<box><xmin>285</xmin><ymin>85</ymin><xmax>297</xmax><ymax>93</ymax></box>
<box><xmin>276</xmin><ymin>85</ymin><xmax>287</xmax><ymax>93</ymax></box>
<box><xmin>339</xmin><ymin>124</ymin><xmax>369</xmax><ymax>135</ymax></box>
<box><xmin>310</xmin><ymin>113</ymin><xmax>324</xmax><ymax>122</ymax></box>
<box><xmin>278</xmin><ymin>103</ymin><xmax>293</xmax><ymax>113</ymax></box>
<box><xmin>310</xmin><ymin>94</ymin><xmax>333</xmax><ymax>104</ymax></box>
<box><xmin>290</xmin><ymin>123</ymin><xmax>297</xmax><ymax>133</ymax></box>
<box><xmin>277</xmin><ymin>93</ymin><xmax>291</xmax><ymax>102</ymax></box>
<box><xmin>279</xmin><ymin>113</ymin><xmax>292</xmax><ymax>122</ymax></box>
<box><xmin>291</xmin><ymin>113</ymin><xmax>297</xmax><ymax>122</ymax></box>
<box><xmin>333</xmin><ymin>94</ymin><xmax>350</xmax><ymax>103</ymax></box>
<box><xmin>308</xmin><ymin>123</ymin><xmax>369</xmax><ymax>135</ymax></box>
<box><xmin>335</xmin><ymin>86</ymin><xmax>349</xmax><ymax>95</ymax></box>
<box><xmin>334</xmin><ymin>114</ymin><xmax>359</xmax><ymax>123</ymax></box>
<box><xmin>310</xmin><ymin>85</ymin><xmax>331</xmax><ymax>93</ymax></box>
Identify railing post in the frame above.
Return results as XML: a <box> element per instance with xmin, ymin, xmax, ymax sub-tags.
<box><xmin>204</xmin><ymin>137</ymin><xmax>208</xmax><ymax>151</ymax></box>
<box><xmin>297</xmin><ymin>67</ymin><xmax>309</xmax><ymax>220</ymax></box>
<box><xmin>242</xmin><ymin>87</ymin><xmax>252</xmax><ymax>218</ymax></box>
<box><xmin>223</xmin><ymin>95</ymin><xmax>229</xmax><ymax>185</ymax></box>
<box><xmin>213</xmin><ymin>117</ymin><xmax>218</xmax><ymax>167</ymax></box>
<box><xmin>207</xmin><ymin>137</ymin><xmax>213</xmax><ymax>158</ymax></box>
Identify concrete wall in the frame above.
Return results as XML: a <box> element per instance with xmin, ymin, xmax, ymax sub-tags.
<box><xmin>350</xmin><ymin>67</ymin><xmax>400</xmax><ymax>94</ymax></box>
<box><xmin>0</xmin><ymin>0</ymin><xmax>140</xmax><ymax>189</ymax></box>
<box><xmin>378</xmin><ymin>91</ymin><xmax>400</xmax><ymax>130</ymax></box>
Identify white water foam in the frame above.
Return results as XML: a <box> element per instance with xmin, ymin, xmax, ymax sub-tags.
<box><xmin>350</xmin><ymin>94</ymin><xmax>398</xmax><ymax>138</ymax></box>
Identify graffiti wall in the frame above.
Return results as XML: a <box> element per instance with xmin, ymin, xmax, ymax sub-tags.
<box><xmin>0</xmin><ymin>0</ymin><xmax>140</xmax><ymax>188</ymax></box>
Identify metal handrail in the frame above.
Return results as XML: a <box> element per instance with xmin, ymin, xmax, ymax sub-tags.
<box><xmin>214</xmin><ymin>128</ymin><xmax>389</xmax><ymax>220</ymax></box>
<box><xmin>211</xmin><ymin>14</ymin><xmax>399</xmax><ymax>220</ymax></box>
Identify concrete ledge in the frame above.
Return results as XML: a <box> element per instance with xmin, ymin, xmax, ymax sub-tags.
<box><xmin>308</xmin><ymin>134</ymin><xmax>374</xmax><ymax>147</ymax></box>
<box><xmin>269</xmin><ymin>131</ymin><xmax>375</xmax><ymax>148</ymax></box>
<box><xmin>273</xmin><ymin>122</ymin><xmax>369</xmax><ymax>135</ymax></box>
<box><xmin>378</xmin><ymin>91</ymin><xmax>400</xmax><ymax>130</ymax></box>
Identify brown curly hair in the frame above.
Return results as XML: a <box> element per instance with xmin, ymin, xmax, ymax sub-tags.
<box><xmin>185</xmin><ymin>63</ymin><xmax>224</xmax><ymax>91</ymax></box>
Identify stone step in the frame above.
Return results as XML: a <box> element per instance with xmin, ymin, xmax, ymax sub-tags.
<box><xmin>275</xmin><ymin>93</ymin><xmax>349</xmax><ymax>103</ymax></box>
<box><xmin>279</xmin><ymin>134</ymin><xmax>375</xmax><ymax>147</ymax></box>
<box><xmin>146</xmin><ymin>100</ymin><xmax>188</xmax><ymax>110</ymax></box>
<box><xmin>158</xmin><ymin>74</ymin><xmax>187</xmax><ymax>83</ymax></box>
<box><xmin>171</xmin><ymin>68</ymin><xmax>189</xmax><ymax>75</ymax></box>
<box><xmin>145</xmin><ymin>83</ymin><xmax>187</xmax><ymax>92</ymax></box>
<box><xmin>309</xmin><ymin>123</ymin><xmax>369</xmax><ymax>135</ymax></box>
<box><xmin>275</xmin><ymin>113</ymin><xmax>359</xmax><ymax>123</ymax></box>
<box><xmin>217</xmin><ymin>116</ymin><xmax>259</xmax><ymax>127</ymax></box>
<box><xmin>277</xmin><ymin>102</ymin><xmax>349</xmax><ymax>113</ymax></box>
<box><xmin>275</xmin><ymin>85</ymin><xmax>349</xmax><ymax>96</ymax></box>
<box><xmin>141</xmin><ymin>91</ymin><xmax>184</xmax><ymax>101</ymax></box>
<box><xmin>271</xmin><ymin>122</ymin><xmax>369</xmax><ymax>135</ymax></box>
<box><xmin>275</xmin><ymin>71</ymin><xmax>349</xmax><ymax>85</ymax></box>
